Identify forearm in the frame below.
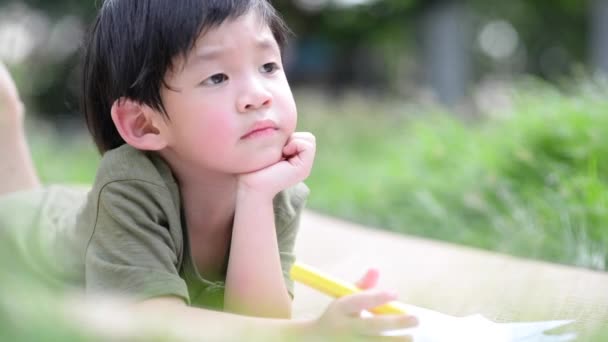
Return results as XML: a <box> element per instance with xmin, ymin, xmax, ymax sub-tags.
<box><xmin>159</xmin><ymin>302</ymin><xmax>312</xmax><ymax>340</ymax></box>
<box><xmin>70</xmin><ymin>297</ymin><xmax>315</xmax><ymax>342</ymax></box>
<box><xmin>224</xmin><ymin>189</ymin><xmax>291</xmax><ymax>318</ymax></box>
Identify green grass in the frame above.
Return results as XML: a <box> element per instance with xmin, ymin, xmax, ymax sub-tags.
<box><xmin>295</xmin><ymin>81</ymin><xmax>608</xmax><ymax>272</ymax></box>
<box><xmin>27</xmin><ymin>80</ymin><xmax>608</xmax><ymax>272</ymax></box>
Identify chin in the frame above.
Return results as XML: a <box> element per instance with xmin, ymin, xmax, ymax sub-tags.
<box><xmin>243</xmin><ymin>150</ymin><xmax>284</xmax><ymax>173</ymax></box>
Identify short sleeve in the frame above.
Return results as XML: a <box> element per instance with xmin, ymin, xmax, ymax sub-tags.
<box><xmin>275</xmin><ymin>183</ymin><xmax>310</xmax><ymax>299</ymax></box>
<box><xmin>85</xmin><ymin>180</ymin><xmax>189</xmax><ymax>303</ymax></box>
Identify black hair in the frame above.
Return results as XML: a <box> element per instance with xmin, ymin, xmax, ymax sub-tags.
<box><xmin>81</xmin><ymin>0</ymin><xmax>291</xmax><ymax>153</ymax></box>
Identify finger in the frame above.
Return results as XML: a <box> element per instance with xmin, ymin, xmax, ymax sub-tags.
<box><xmin>337</xmin><ymin>289</ymin><xmax>398</xmax><ymax>316</ymax></box>
<box><xmin>286</xmin><ymin>132</ymin><xmax>316</xmax><ymax>144</ymax></box>
<box><xmin>282</xmin><ymin>138</ymin><xmax>313</xmax><ymax>156</ymax></box>
<box><xmin>282</xmin><ymin>139</ymin><xmax>315</xmax><ymax>165</ymax></box>
<box><xmin>353</xmin><ymin>314</ymin><xmax>418</xmax><ymax>336</ymax></box>
<box><xmin>284</xmin><ymin>143</ymin><xmax>315</xmax><ymax>177</ymax></box>
<box><xmin>355</xmin><ymin>268</ymin><xmax>380</xmax><ymax>290</ymax></box>
<box><xmin>283</xmin><ymin>134</ymin><xmax>315</xmax><ymax>155</ymax></box>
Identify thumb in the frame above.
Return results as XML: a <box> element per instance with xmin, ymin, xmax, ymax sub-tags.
<box><xmin>355</xmin><ymin>268</ymin><xmax>380</xmax><ymax>290</ymax></box>
<box><xmin>339</xmin><ymin>289</ymin><xmax>398</xmax><ymax>316</ymax></box>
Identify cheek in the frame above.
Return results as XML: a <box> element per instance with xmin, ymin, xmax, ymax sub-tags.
<box><xmin>171</xmin><ymin>107</ymin><xmax>236</xmax><ymax>147</ymax></box>
<box><xmin>191</xmin><ymin>113</ymin><xmax>235</xmax><ymax>141</ymax></box>
<box><xmin>285</xmin><ymin>108</ymin><xmax>297</xmax><ymax>134</ymax></box>
<box><xmin>287</xmin><ymin>103</ymin><xmax>298</xmax><ymax>134</ymax></box>
<box><xmin>275</xmin><ymin>87</ymin><xmax>298</xmax><ymax>131</ymax></box>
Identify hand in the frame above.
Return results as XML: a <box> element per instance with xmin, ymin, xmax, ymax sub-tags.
<box><xmin>313</xmin><ymin>289</ymin><xmax>417</xmax><ymax>341</ymax></box>
<box><xmin>237</xmin><ymin>132</ymin><xmax>316</xmax><ymax>199</ymax></box>
<box><xmin>0</xmin><ymin>61</ymin><xmax>24</xmax><ymax>126</ymax></box>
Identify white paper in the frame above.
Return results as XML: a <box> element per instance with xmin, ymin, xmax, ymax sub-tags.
<box><xmin>366</xmin><ymin>304</ymin><xmax>576</xmax><ymax>342</ymax></box>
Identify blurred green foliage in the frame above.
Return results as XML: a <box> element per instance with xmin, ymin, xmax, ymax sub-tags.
<box><xmin>297</xmin><ymin>80</ymin><xmax>608</xmax><ymax>271</ymax></box>
<box><xmin>29</xmin><ymin>80</ymin><xmax>608</xmax><ymax>271</ymax></box>
<box><xmin>0</xmin><ymin>224</ymin><xmax>94</xmax><ymax>342</ymax></box>
<box><xmin>4</xmin><ymin>0</ymin><xmax>596</xmax><ymax>120</ymax></box>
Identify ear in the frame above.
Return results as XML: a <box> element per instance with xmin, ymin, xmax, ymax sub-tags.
<box><xmin>111</xmin><ymin>98</ymin><xmax>168</xmax><ymax>151</ymax></box>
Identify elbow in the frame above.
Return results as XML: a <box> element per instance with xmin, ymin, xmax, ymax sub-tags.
<box><xmin>271</xmin><ymin>303</ymin><xmax>292</xmax><ymax>319</ymax></box>
<box><xmin>225</xmin><ymin>298</ymin><xmax>292</xmax><ymax>319</ymax></box>
<box><xmin>261</xmin><ymin>292</ymin><xmax>292</xmax><ymax>319</ymax></box>
<box><xmin>259</xmin><ymin>304</ymin><xmax>291</xmax><ymax>319</ymax></box>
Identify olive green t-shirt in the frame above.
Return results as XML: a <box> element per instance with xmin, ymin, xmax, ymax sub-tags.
<box><xmin>0</xmin><ymin>144</ymin><xmax>308</xmax><ymax>309</ymax></box>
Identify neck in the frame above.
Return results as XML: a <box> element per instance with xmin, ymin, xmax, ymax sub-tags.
<box><xmin>163</xmin><ymin>153</ymin><xmax>238</xmax><ymax>235</ymax></box>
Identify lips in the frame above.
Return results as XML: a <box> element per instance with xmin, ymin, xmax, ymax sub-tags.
<box><xmin>241</xmin><ymin>119</ymin><xmax>278</xmax><ymax>139</ymax></box>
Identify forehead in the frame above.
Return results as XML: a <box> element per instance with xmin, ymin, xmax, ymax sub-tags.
<box><xmin>199</xmin><ymin>12</ymin><xmax>275</xmax><ymax>50</ymax></box>
<box><xmin>181</xmin><ymin>11</ymin><xmax>277</xmax><ymax>66</ymax></box>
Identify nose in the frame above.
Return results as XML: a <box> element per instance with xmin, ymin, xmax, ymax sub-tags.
<box><xmin>236</xmin><ymin>77</ymin><xmax>273</xmax><ymax>113</ymax></box>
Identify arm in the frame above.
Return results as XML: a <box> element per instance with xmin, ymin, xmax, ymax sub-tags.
<box><xmin>224</xmin><ymin>183</ymin><xmax>307</xmax><ymax>317</ymax></box>
<box><xmin>224</xmin><ymin>189</ymin><xmax>291</xmax><ymax>318</ymax></box>
<box><xmin>131</xmin><ymin>292</ymin><xmax>415</xmax><ymax>341</ymax></box>
<box><xmin>132</xmin><ymin>297</ymin><xmax>312</xmax><ymax>341</ymax></box>
<box><xmin>224</xmin><ymin>133</ymin><xmax>316</xmax><ymax>318</ymax></box>
<box><xmin>74</xmin><ymin>270</ymin><xmax>415</xmax><ymax>341</ymax></box>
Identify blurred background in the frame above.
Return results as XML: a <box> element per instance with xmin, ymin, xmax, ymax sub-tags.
<box><xmin>0</xmin><ymin>0</ymin><xmax>607</xmax><ymax>272</ymax></box>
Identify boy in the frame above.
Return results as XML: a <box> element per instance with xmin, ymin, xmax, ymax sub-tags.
<box><xmin>0</xmin><ymin>0</ymin><xmax>417</xmax><ymax>339</ymax></box>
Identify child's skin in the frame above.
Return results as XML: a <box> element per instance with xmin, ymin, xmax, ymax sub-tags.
<box><xmin>0</xmin><ymin>8</ymin><xmax>417</xmax><ymax>341</ymax></box>
<box><xmin>113</xmin><ymin>11</ymin><xmax>314</xmax><ymax>318</ymax></box>
<box><xmin>0</xmin><ymin>62</ymin><xmax>39</xmax><ymax>194</ymax></box>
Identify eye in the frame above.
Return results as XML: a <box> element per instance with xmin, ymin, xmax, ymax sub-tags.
<box><xmin>202</xmin><ymin>73</ymin><xmax>228</xmax><ymax>86</ymax></box>
<box><xmin>260</xmin><ymin>62</ymin><xmax>280</xmax><ymax>74</ymax></box>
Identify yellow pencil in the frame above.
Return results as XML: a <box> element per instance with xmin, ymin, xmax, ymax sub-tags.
<box><xmin>290</xmin><ymin>262</ymin><xmax>407</xmax><ymax>315</ymax></box>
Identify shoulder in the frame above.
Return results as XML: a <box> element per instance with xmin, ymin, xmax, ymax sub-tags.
<box><xmin>95</xmin><ymin>144</ymin><xmax>176</xmax><ymax>190</ymax></box>
<box><xmin>273</xmin><ymin>182</ymin><xmax>310</xmax><ymax>226</ymax></box>
<box><xmin>82</xmin><ymin>144</ymin><xmax>182</xmax><ymax>239</ymax></box>
<box><xmin>80</xmin><ymin>146</ymin><xmax>185</xmax><ymax>264</ymax></box>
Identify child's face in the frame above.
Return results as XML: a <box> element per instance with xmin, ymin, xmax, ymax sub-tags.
<box><xmin>158</xmin><ymin>11</ymin><xmax>297</xmax><ymax>175</ymax></box>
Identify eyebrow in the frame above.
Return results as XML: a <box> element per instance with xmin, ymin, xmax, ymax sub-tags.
<box><xmin>191</xmin><ymin>37</ymin><xmax>280</xmax><ymax>64</ymax></box>
<box><xmin>254</xmin><ymin>38</ymin><xmax>280</xmax><ymax>54</ymax></box>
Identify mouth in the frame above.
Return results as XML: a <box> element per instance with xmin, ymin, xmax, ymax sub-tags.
<box><xmin>241</xmin><ymin>119</ymin><xmax>279</xmax><ymax>139</ymax></box>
